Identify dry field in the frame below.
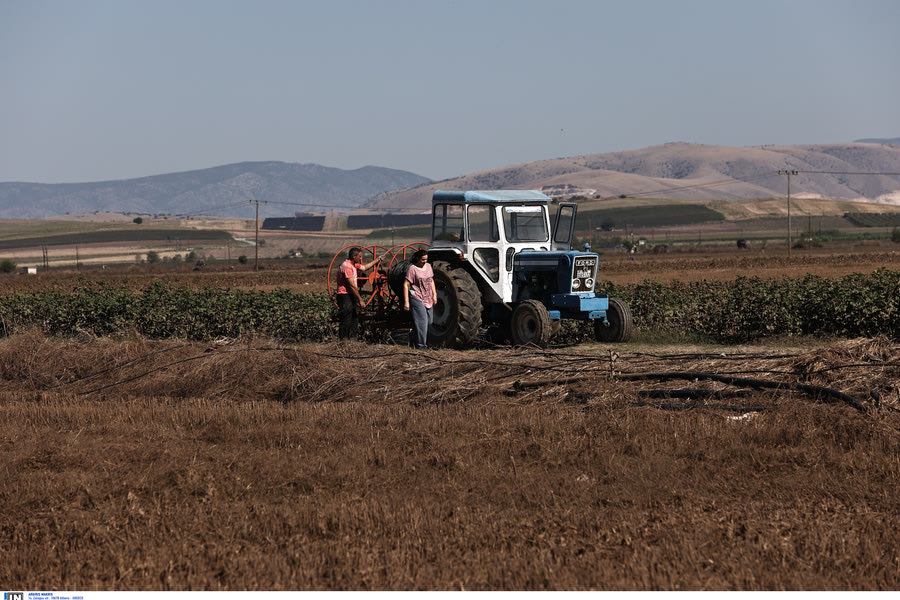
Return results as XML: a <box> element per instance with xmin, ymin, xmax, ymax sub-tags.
<box><xmin>2</xmin><ymin>247</ymin><xmax>900</xmax><ymax>591</ymax></box>
<box><xmin>3</xmin><ymin>239</ymin><xmax>900</xmax><ymax>295</ymax></box>
<box><xmin>1</xmin><ymin>333</ymin><xmax>899</xmax><ymax>590</ymax></box>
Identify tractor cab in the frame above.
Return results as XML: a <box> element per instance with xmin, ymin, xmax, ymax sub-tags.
<box><xmin>429</xmin><ymin>190</ymin><xmax>577</xmax><ymax>304</ymax></box>
<box><xmin>426</xmin><ymin>190</ymin><xmax>633</xmax><ymax>348</ymax></box>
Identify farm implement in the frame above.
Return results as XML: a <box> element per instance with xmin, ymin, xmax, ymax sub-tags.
<box><xmin>326</xmin><ymin>242</ymin><xmax>429</xmax><ymax>335</ymax></box>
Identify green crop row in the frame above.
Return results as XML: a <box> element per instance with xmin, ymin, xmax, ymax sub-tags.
<box><xmin>576</xmin><ymin>203</ymin><xmax>725</xmax><ymax>230</ymax></box>
<box><xmin>0</xmin><ymin>281</ymin><xmax>334</xmax><ymax>341</ymax></box>
<box><xmin>1</xmin><ymin>271</ymin><xmax>899</xmax><ymax>344</ymax></box>
<box><xmin>0</xmin><ymin>228</ymin><xmax>233</xmax><ymax>250</ymax></box>
<box><xmin>589</xmin><ymin>269</ymin><xmax>900</xmax><ymax>343</ymax></box>
<box><xmin>843</xmin><ymin>213</ymin><xmax>900</xmax><ymax>228</ymax></box>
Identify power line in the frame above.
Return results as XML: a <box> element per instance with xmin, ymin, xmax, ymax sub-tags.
<box><xmin>259</xmin><ymin>200</ymin><xmax>360</xmax><ymax>209</ymax></box>
<box><xmin>798</xmin><ymin>170</ymin><xmax>900</xmax><ymax>176</ymax></box>
<box><xmin>609</xmin><ymin>171</ymin><xmax>784</xmax><ymax>200</ymax></box>
<box><xmin>264</xmin><ymin>199</ymin><xmax>429</xmax><ymax>212</ymax></box>
<box><xmin>122</xmin><ymin>169</ymin><xmax>900</xmax><ymax>219</ymax></box>
<box><xmin>608</xmin><ymin>168</ymin><xmax>900</xmax><ymax>201</ymax></box>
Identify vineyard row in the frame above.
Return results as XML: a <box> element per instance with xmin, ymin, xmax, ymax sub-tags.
<box><xmin>1</xmin><ymin>271</ymin><xmax>898</xmax><ymax>344</ymax></box>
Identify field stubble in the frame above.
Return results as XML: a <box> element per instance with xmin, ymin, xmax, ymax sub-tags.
<box><xmin>2</xmin><ymin>332</ymin><xmax>900</xmax><ymax>590</ymax></box>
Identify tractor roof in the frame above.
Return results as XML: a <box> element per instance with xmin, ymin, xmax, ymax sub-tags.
<box><xmin>432</xmin><ymin>190</ymin><xmax>552</xmax><ymax>204</ymax></box>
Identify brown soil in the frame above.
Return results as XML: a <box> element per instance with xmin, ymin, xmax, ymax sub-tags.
<box><xmin>2</xmin><ymin>333</ymin><xmax>899</xmax><ymax>590</ymax></box>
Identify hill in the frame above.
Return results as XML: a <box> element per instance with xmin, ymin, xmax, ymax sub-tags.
<box><xmin>0</xmin><ymin>162</ymin><xmax>430</xmax><ymax>220</ymax></box>
<box><xmin>367</xmin><ymin>142</ymin><xmax>900</xmax><ymax>211</ymax></box>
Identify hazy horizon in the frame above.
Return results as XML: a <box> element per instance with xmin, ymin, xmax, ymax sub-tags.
<box><xmin>3</xmin><ymin>0</ymin><xmax>899</xmax><ymax>184</ymax></box>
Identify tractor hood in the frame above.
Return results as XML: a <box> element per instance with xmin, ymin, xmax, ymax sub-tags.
<box><xmin>513</xmin><ymin>250</ymin><xmax>599</xmax><ymax>294</ymax></box>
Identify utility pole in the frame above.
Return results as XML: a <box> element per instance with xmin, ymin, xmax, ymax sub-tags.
<box><xmin>779</xmin><ymin>170</ymin><xmax>798</xmax><ymax>258</ymax></box>
<box><xmin>249</xmin><ymin>199</ymin><xmax>268</xmax><ymax>271</ymax></box>
<box><xmin>807</xmin><ymin>211</ymin><xmax>812</xmax><ymax>249</ymax></box>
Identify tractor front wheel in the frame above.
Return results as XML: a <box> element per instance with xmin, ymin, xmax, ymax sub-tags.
<box><xmin>429</xmin><ymin>261</ymin><xmax>483</xmax><ymax>349</ymax></box>
<box><xmin>594</xmin><ymin>297</ymin><xmax>633</xmax><ymax>343</ymax></box>
<box><xmin>510</xmin><ymin>300</ymin><xmax>553</xmax><ymax>347</ymax></box>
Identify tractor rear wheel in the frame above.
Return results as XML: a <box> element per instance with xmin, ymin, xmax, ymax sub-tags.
<box><xmin>429</xmin><ymin>261</ymin><xmax>482</xmax><ymax>349</ymax></box>
<box><xmin>510</xmin><ymin>300</ymin><xmax>553</xmax><ymax>347</ymax></box>
<box><xmin>594</xmin><ymin>297</ymin><xmax>633</xmax><ymax>343</ymax></box>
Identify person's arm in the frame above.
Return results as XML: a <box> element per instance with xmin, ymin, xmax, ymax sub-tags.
<box><xmin>358</xmin><ymin>256</ymin><xmax>382</xmax><ymax>272</ymax></box>
<box><xmin>346</xmin><ymin>269</ymin><xmax>365</xmax><ymax>309</ymax></box>
<box><xmin>403</xmin><ymin>279</ymin><xmax>411</xmax><ymax>311</ymax></box>
<box><xmin>430</xmin><ymin>278</ymin><xmax>437</xmax><ymax>305</ymax></box>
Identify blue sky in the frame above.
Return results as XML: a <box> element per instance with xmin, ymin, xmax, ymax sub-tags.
<box><xmin>2</xmin><ymin>0</ymin><xmax>898</xmax><ymax>183</ymax></box>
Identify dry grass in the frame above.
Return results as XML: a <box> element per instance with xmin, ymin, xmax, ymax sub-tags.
<box><xmin>3</xmin><ymin>333</ymin><xmax>900</xmax><ymax>590</ymax></box>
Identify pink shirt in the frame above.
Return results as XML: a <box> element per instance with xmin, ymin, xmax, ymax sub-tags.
<box><xmin>336</xmin><ymin>260</ymin><xmax>362</xmax><ymax>295</ymax></box>
<box><xmin>406</xmin><ymin>263</ymin><xmax>435</xmax><ymax>308</ymax></box>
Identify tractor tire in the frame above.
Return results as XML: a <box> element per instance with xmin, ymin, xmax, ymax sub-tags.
<box><xmin>429</xmin><ymin>261</ymin><xmax>483</xmax><ymax>349</ymax></box>
<box><xmin>510</xmin><ymin>300</ymin><xmax>553</xmax><ymax>347</ymax></box>
<box><xmin>594</xmin><ymin>297</ymin><xmax>633</xmax><ymax>343</ymax></box>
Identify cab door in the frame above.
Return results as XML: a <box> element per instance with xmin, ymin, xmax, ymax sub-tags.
<box><xmin>550</xmin><ymin>203</ymin><xmax>577</xmax><ymax>251</ymax></box>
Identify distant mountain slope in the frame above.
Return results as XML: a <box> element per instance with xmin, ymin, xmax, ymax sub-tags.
<box><xmin>367</xmin><ymin>142</ymin><xmax>900</xmax><ymax>211</ymax></box>
<box><xmin>0</xmin><ymin>162</ymin><xmax>430</xmax><ymax>219</ymax></box>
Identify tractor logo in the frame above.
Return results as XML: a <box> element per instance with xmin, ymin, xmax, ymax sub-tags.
<box><xmin>572</xmin><ymin>255</ymin><xmax>598</xmax><ymax>292</ymax></box>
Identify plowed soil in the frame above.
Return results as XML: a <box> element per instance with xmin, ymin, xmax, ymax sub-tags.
<box><xmin>2</xmin><ymin>332</ymin><xmax>899</xmax><ymax>590</ymax></box>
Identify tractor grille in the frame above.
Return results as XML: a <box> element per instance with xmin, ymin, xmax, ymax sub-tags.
<box><xmin>571</xmin><ymin>255</ymin><xmax>598</xmax><ymax>293</ymax></box>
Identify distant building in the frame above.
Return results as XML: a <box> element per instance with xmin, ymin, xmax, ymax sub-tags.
<box><xmin>261</xmin><ymin>216</ymin><xmax>326</xmax><ymax>231</ymax></box>
<box><xmin>345</xmin><ymin>213</ymin><xmax>431</xmax><ymax>229</ymax></box>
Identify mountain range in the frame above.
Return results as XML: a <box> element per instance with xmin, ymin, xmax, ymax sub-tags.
<box><xmin>0</xmin><ymin>162</ymin><xmax>429</xmax><ymax>220</ymax></box>
<box><xmin>367</xmin><ymin>141</ymin><xmax>900</xmax><ymax>211</ymax></box>
<box><xmin>1</xmin><ymin>140</ymin><xmax>899</xmax><ymax>220</ymax></box>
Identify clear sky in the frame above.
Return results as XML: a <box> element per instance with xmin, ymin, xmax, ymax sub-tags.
<box><xmin>2</xmin><ymin>0</ymin><xmax>898</xmax><ymax>183</ymax></box>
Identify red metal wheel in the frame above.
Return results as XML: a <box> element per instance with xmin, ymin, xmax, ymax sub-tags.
<box><xmin>325</xmin><ymin>244</ymin><xmax>390</xmax><ymax>308</ymax></box>
<box><xmin>379</xmin><ymin>243</ymin><xmax>431</xmax><ymax>306</ymax></box>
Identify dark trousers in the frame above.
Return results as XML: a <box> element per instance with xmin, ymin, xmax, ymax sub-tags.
<box><xmin>337</xmin><ymin>294</ymin><xmax>358</xmax><ymax>340</ymax></box>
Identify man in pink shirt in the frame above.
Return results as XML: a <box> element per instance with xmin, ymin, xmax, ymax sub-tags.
<box><xmin>336</xmin><ymin>247</ymin><xmax>381</xmax><ymax>340</ymax></box>
<box><xmin>402</xmin><ymin>249</ymin><xmax>438</xmax><ymax>349</ymax></box>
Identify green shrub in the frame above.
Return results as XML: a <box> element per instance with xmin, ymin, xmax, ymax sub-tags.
<box><xmin>2</xmin><ymin>272</ymin><xmax>900</xmax><ymax>344</ymax></box>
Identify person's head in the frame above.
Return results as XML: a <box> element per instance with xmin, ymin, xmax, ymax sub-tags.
<box><xmin>412</xmin><ymin>249</ymin><xmax>428</xmax><ymax>265</ymax></box>
<box><xmin>348</xmin><ymin>247</ymin><xmax>362</xmax><ymax>262</ymax></box>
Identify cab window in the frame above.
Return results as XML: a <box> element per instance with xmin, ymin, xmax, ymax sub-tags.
<box><xmin>467</xmin><ymin>204</ymin><xmax>499</xmax><ymax>242</ymax></box>
<box><xmin>503</xmin><ymin>206</ymin><xmax>548</xmax><ymax>242</ymax></box>
<box><xmin>554</xmin><ymin>205</ymin><xmax>576</xmax><ymax>244</ymax></box>
<box><xmin>432</xmin><ymin>203</ymin><xmax>463</xmax><ymax>242</ymax></box>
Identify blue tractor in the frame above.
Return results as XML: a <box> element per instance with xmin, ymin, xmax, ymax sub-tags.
<box><xmin>423</xmin><ymin>190</ymin><xmax>633</xmax><ymax>348</ymax></box>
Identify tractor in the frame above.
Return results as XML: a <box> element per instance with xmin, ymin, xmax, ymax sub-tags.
<box><xmin>326</xmin><ymin>189</ymin><xmax>633</xmax><ymax>348</ymax></box>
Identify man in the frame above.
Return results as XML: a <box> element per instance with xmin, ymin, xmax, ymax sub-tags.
<box><xmin>335</xmin><ymin>247</ymin><xmax>381</xmax><ymax>340</ymax></box>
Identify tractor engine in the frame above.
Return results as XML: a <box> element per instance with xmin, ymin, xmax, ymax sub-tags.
<box><xmin>513</xmin><ymin>251</ymin><xmax>599</xmax><ymax>304</ymax></box>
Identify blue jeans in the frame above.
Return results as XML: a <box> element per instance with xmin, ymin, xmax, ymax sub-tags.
<box><xmin>409</xmin><ymin>296</ymin><xmax>433</xmax><ymax>349</ymax></box>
